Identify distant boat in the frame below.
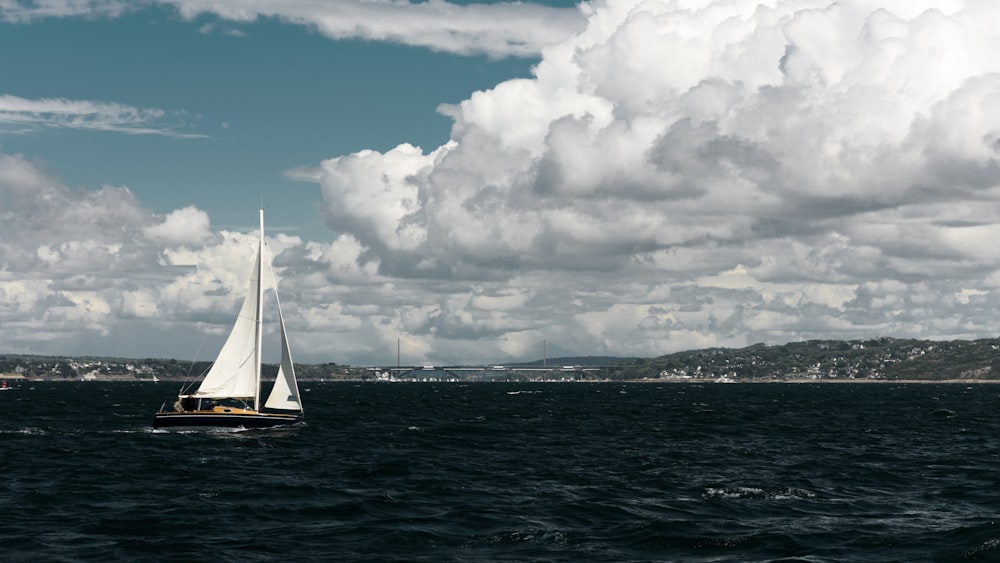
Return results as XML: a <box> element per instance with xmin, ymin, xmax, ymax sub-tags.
<box><xmin>152</xmin><ymin>374</ymin><xmax>159</xmax><ymax>383</ymax></box>
<box><xmin>152</xmin><ymin>209</ymin><xmax>304</xmax><ymax>430</ymax></box>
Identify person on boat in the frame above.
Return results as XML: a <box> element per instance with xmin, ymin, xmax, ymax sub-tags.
<box><xmin>181</xmin><ymin>395</ymin><xmax>196</xmax><ymax>411</ymax></box>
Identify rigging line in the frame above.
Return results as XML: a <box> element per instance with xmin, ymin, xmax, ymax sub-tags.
<box><xmin>178</xmin><ymin>283</ymin><xmax>226</xmax><ymax>396</ymax></box>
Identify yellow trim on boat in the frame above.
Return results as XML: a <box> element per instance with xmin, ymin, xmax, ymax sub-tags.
<box><xmin>211</xmin><ymin>406</ymin><xmax>258</xmax><ymax>415</ymax></box>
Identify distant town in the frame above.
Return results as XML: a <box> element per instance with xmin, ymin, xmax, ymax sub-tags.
<box><xmin>3</xmin><ymin>336</ymin><xmax>1000</xmax><ymax>383</ymax></box>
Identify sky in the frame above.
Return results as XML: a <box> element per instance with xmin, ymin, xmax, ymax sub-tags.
<box><xmin>4</xmin><ymin>0</ymin><xmax>1000</xmax><ymax>367</ymax></box>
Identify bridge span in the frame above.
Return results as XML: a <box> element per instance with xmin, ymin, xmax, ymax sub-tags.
<box><xmin>364</xmin><ymin>364</ymin><xmax>626</xmax><ymax>381</ymax></box>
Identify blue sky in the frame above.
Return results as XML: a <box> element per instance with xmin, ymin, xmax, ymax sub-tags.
<box><xmin>4</xmin><ymin>1</ymin><xmax>1000</xmax><ymax>368</ymax></box>
<box><xmin>0</xmin><ymin>2</ymin><xmax>553</xmax><ymax>238</ymax></box>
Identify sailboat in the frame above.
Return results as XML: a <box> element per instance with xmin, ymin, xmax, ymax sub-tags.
<box><xmin>152</xmin><ymin>209</ymin><xmax>304</xmax><ymax>430</ymax></box>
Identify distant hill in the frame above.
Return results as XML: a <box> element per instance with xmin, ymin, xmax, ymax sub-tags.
<box><xmin>4</xmin><ymin>337</ymin><xmax>1000</xmax><ymax>381</ymax></box>
<box><xmin>625</xmin><ymin>337</ymin><xmax>1000</xmax><ymax>381</ymax></box>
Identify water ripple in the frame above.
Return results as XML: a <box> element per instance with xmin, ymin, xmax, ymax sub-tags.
<box><xmin>2</xmin><ymin>382</ymin><xmax>1000</xmax><ymax>561</ymax></box>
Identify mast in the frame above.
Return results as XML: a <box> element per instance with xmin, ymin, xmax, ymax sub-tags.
<box><xmin>254</xmin><ymin>208</ymin><xmax>264</xmax><ymax>410</ymax></box>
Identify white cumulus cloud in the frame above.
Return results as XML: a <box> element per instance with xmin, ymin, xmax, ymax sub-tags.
<box><xmin>292</xmin><ymin>0</ymin><xmax>1000</xmax><ymax>360</ymax></box>
<box><xmin>8</xmin><ymin>0</ymin><xmax>1000</xmax><ymax>366</ymax></box>
<box><xmin>144</xmin><ymin>206</ymin><xmax>214</xmax><ymax>246</ymax></box>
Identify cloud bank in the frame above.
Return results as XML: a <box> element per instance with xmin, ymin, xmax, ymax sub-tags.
<box><xmin>6</xmin><ymin>0</ymin><xmax>1000</xmax><ymax>366</ymax></box>
<box><xmin>2</xmin><ymin>0</ymin><xmax>587</xmax><ymax>57</ymax></box>
<box><xmin>292</xmin><ymin>0</ymin><xmax>1000</xmax><ymax>361</ymax></box>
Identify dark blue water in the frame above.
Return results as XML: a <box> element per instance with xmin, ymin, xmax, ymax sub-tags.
<box><xmin>2</xmin><ymin>381</ymin><xmax>1000</xmax><ymax>561</ymax></box>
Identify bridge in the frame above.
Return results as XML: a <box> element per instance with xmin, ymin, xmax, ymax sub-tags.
<box><xmin>364</xmin><ymin>364</ymin><xmax>623</xmax><ymax>382</ymax></box>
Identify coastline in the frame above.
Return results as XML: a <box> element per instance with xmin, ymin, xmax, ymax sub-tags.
<box><xmin>631</xmin><ymin>378</ymin><xmax>1000</xmax><ymax>384</ymax></box>
<box><xmin>775</xmin><ymin>378</ymin><xmax>1000</xmax><ymax>384</ymax></box>
<box><xmin>9</xmin><ymin>376</ymin><xmax>1000</xmax><ymax>384</ymax></box>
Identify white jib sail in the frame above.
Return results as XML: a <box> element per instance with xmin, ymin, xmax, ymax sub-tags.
<box><xmin>194</xmin><ymin>244</ymin><xmax>262</xmax><ymax>401</ymax></box>
<box><xmin>264</xmin><ymin>258</ymin><xmax>303</xmax><ymax>412</ymax></box>
<box><xmin>264</xmin><ymin>315</ymin><xmax>302</xmax><ymax>411</ymax></box>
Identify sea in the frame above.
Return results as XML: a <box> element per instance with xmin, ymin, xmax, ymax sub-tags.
<box><xmin>2</xmin><ymin>381</ymin><xmax>1000</xmax><ymax>562</ymax></box>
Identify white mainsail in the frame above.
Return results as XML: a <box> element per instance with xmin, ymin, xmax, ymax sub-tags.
<box><xmin>194</xmin><ymin>245</ymin><xmax>262</xmax><ymax>401</ymax></box>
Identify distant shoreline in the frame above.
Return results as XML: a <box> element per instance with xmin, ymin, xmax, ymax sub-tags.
<box><xmin>627</xmin><ymin>378</ymin><xmax>1000</xmax><ymax>384</ymax></box>
<box><xmin>8</xmin><ymin>377</ymin><xmax>1000</xmax><ymax>384</ymax></box>
<box><xmin>777</xmin><ymin>378</ymin><xmax>1000</xmax><ymax>384</ymax></box>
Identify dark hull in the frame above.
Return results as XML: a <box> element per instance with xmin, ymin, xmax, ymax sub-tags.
<box><xmin>152</xmin><ymin>411</ymin><xmax>303</xmax><ymax>430</ymax></box>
